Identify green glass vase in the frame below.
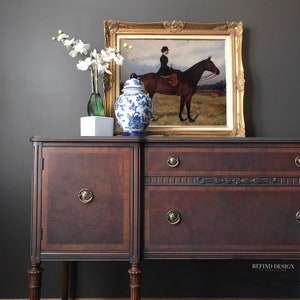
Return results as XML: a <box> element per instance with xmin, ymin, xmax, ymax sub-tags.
<box><xmin>87</xmin><ymin>92</ymin><xmax>105</xmax><ymax>116</ymax></box>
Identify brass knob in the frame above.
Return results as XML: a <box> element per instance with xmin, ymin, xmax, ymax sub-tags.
<box><xmin>167</xmin><ymin>155</ymin><xmax>180</xmax><ymax>168</ymax></box>
<box><xmin>78</xmin><ymin>188</ymin><xmax>94</xmax><ymax>204</ymax></box>
<box><xmin>295</xmin><ymin>155</ymin><xmax>300</xmax><ymax>167</ymax></box>
<box><xmin>166</xmin><ymin>210</ymin><xmax>181</xmax><ymax>225</ymax></box>
<box><xmin>296</xmin><ymin>211</ymin><xmax>300</xmax><ymax>223</ymax></box>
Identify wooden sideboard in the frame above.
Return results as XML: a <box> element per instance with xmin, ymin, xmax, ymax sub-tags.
<box><xmin>28</xmin><ymin>136</ymin><xmax>300</xmax><ymax>300</ymax></box>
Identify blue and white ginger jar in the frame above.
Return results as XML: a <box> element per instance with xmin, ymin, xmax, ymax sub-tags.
<box><xmin>115</xmin><ymin>73</ymin><xmax>152</xmax><ymax>136</ymax></box>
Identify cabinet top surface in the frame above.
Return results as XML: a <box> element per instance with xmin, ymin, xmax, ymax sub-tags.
<box><xmin>30</xmin><ymin>136</ymin><xmax>300</xmax><ymax>147</ymax></box>
<box><xmin>30</xmin><ymin>136</ymin><xmax>300</xmax><ymax>145</ymax></box>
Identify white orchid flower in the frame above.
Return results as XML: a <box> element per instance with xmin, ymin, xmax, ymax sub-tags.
<box><xmin>74</xmin><ymin>40</ymin><xmax>90</xmax><ymax>55</ymax></box>
<box><xmin>90</xmin><ymin>49</ymin><xmax>99</xmax><ymax>59</ymax></box>
<box><xmin>77</xmin><ymin>57</ymin><xmax>93</xmax><ymax>71</ymax></box>
<box><xmin>63</xmin><ymin>38</ymin><xmax>75</xmax><ymax>50</ymax></box>
<box><xmin>90</xmin><ymin>50</ymin><xmax>104</xmax><ymax>66</ymax></box>
<box><xmin>108</xmin><ymin>50</ymin><xmax>118</xmax><ymax>60</ymax></box>
<box><xmin>96</xmin><ymin>64</ymin><xmax>106</xmax><ymax>74</ymax></box>
<box><xmin>114</xmin><ymin>53</ymin><xmax>124</xmax><ymax>65</ymax></box>
<box><xmin>95</xmin><ymin>54</ymin><xmax>106</xmax><ymax>65</ymax></box>
<box><xmin>90</xmin><ymin>49</ymin><xmax>96</xmax><ymax>56</ymax></box>
<box><xmin>57</xmin><ymin>33</ymin><xmax>69</xmax><ymax>41</ymax></box>
<box><xmin>100</xmin><ymin>49</ymin><xmax>112</xmax><ymax>62</ymax></box>
<box><xmin>94</xmin><ymin>61</ymin><xmax>111</xmax><ymax>74</ymax></box>
<box><xmin>68</xmin><ymin>49</ymin><xmax>79</xmax><ymax>58</ymax></box>
<box><xmin>107</xmin><ymin>47</ymin><xmax>116</xmax><ymax>53</ymax></box>
<box><xmin>53</xmin><ymin>30</ymin><xmax>126</xmax><ymax>78</ymax></box>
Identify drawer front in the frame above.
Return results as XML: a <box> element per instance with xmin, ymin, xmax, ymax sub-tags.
<box><xmin>144</xmin><ymin>145</ymin><xmax>300</xmax><ymax>175</ymax></box>
<box><xmin>41</xmin><ymin>146</ymin><xmax>131</xmax><ymax>253</ymax></box>
<box><xmin>143</xmin><ymin>186</ymin><xmax>300</xmax><ymax>257</ymax></box>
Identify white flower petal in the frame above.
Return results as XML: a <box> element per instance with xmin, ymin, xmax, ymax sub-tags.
<box><xmin>68</xmin><ymin>49</ymin><xmax>79</xmax><ymax>58</ymax></box>
<box><xmin>107</xmin><ymin>47</ymin><xmax>116</xmax><ymax>53</ymax></box>
<box><xmin>96</xmin><ymin>64</ymin><xmax>105</xmax><ymax>74</ymax></box>
<box><xmin>63</xmin><ymin>38</ymin><xmax>75</xmax><ymax>50</ymax></box>
<box><xmin>74</xmin><ymin>40</ymin><xmax>90</xmax><ymax>55</ymax></box>
<box><xmin>90</xmin><ymin>49</ymin><xmax>98</xmax><ymax>58</ymax></box>
<box><xmin>63</xmin><ymin>38</ymin><xmax>75</xmax><ymax>47</ymax></box>
<box><xmin>114</xmin><ymin>54</ymin><xmax>124</xmax><ymax>65</ymax></box>
<box><xmin>77</xmin><ymin>57</ymin><xmax>92</xmax><ymax>71</ymax></box>
<box><xmin>57</xmin><ymin>33</ymin><xmax>69</xmax><ymax>41</ymax></box>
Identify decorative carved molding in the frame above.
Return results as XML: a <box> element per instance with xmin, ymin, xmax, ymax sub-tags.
<box><xmin>144</xmin><ymin>176</ymin><xmax>300</xmax><ymax>186</ymax></box>
<box><xmin>236</xmin><ymin>71</ymin><xmax>246</xmax><ymax>92</ymax></box>
<box><xmin>102</xmin><ymin>73</ymin><xmax>112</xmax><ymax>92</ymax></box>
<box><xmin>162</xmin><ymin>20</ymin><xmax>186</xmax><ymax>32</ymax></box>
<box><xmin>104</xmin><ymin>20</ymin><xmax>120</xmax><ymax>36</ymax></box>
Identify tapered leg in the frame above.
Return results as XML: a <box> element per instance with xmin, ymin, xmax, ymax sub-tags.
<box><xmin>28</xmin><ymin>263</ymin><xmax>43</xmax><ymax>300</ymax></box>
<box><xmin>128</xmin><ymin>263</ymin><xmax>141</xmax><ymax>300</ymax></box>
<box><xmin>61</xmin><ymin>261</ymin><xmax>69</xmax><ymax>300</ymax></box>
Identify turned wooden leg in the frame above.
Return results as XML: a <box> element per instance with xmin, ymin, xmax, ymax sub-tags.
<box><xmin>128</xmin><ymin>263</ymin><xmax>141</xmax><ymax>300</ymax></box>
<box><xmin>28</xmin><ymin>263</ymin><xmax>43</xmax><ymax>300</ymax></box>
<box><xmin>61</xmin><ymin>261</ymin><xmax>69</xmax><ymax>300</ymax></box>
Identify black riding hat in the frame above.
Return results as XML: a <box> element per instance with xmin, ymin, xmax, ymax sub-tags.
<box><xmin>161</xmin><ymin>46</ymin><xmax>169</xmax><ymax>52</ymax></box>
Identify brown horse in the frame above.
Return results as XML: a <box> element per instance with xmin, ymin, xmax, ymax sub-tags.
<box><xmin>138</xmin><ymin>56</ymin><xmax>220</xmax><ymax>122</ymax></box>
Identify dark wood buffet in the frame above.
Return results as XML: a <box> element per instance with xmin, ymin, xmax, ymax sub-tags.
<box><xmin>28</xmin><ymin>136</ymin><xmax>300</xmax><ymax>300</ymax></box>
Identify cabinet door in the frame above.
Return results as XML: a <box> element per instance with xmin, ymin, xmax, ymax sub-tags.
<box><xmin>143</xmin><ymin>186</ymin><xmax>300</xmax><ymax>258</ymax></box>
<box><xmin>40</xmin><ymin>146</ymin><xmax>131</xmax><ymax>257</ymax></box>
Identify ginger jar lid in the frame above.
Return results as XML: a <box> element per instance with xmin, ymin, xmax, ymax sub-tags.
<box><xmin>122</xmin><ymin>73</ymin><xmax>145</xmax><ymax>93</ymax></box>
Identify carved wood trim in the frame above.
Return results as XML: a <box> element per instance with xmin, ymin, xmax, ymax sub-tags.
<box><xmin>143</xmin><ymin>175</ymin><xmax>300</xmax><ymax>186</ymax></box>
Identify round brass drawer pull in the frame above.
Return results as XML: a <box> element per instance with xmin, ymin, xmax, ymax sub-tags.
<box><xmin>295</xmin><ymin>155</ymin><xmax>300</xmax><ymax>168</ymax></box>
<box><xmin>296</xmin><ymin>211</ymin><xmax>300</xmax><ymax>223</ymax></box>
<box><xmin>167</xmin><ymin>155</ymin><xmax>180</xmax><ymax>168</ymax></box>
<box><xmin>78</xmin><ymin>188</ymin><xmax>94</xmax><ymax>204</ymax></box>
<box><xmin>166</xmin><ymin>210</ymin><xmax>181</xmax><ymax>225</ymax></box>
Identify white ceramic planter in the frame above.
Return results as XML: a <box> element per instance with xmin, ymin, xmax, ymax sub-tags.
<box><xmin>80</xmin><ymin>116</ymin><xmax>114</xmax><ymax>136</ymax></box>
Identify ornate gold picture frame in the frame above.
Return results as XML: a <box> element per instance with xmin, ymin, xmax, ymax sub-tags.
<box><xmin>104</xmin><ymin>20</ymin><xmax>245</xmax><ymax>137</ymax></box>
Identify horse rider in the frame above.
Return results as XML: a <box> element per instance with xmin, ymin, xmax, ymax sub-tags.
<box><xmin>156</xmin><ymin>46</ymin><xmax>179</xmax><ymax>87</ymax></box>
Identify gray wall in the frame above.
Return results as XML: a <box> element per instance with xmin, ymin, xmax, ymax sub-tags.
<box><xmin>0</xmin><ymin>0</ymin><xmax>299</xmax><ymax>297</ymax></box>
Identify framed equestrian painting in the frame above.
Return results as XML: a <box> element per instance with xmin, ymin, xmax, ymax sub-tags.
<box><xmin>104</xmin><ymin>20</ymin><xmax>245</xmax><ymax>137</ymax></box>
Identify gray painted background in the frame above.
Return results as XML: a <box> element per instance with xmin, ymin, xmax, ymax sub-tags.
<box><xmin>0</xmin><ymin>0</ymin><xmax>299</xmax><ymax>297</ymax></box>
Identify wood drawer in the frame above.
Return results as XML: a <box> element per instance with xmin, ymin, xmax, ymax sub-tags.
<box><xmin>144</xmin><ymin>145</ymin><xmax>300</xmax><ymax>176</ymax></box>
<box><xmin>143</xmin><ymin>186</ymin><xmax>300</xmax><ymax>258</ymax></box>
<box><xmin>40</xmin><ymin>146</ymin><xmax>131</xmax><ymax>253</ymax></box>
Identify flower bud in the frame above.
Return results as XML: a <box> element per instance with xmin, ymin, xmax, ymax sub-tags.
<box><xmin>58</xmin><ymin>29</ymin><xmax>63</xmax><ymax>35</ymax></box>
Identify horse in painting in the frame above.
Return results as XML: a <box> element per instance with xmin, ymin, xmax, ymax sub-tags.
<box><xmin>138</xmin><ymin>56</ymin><xmax>220</xmax><ymax>122</ymax></box>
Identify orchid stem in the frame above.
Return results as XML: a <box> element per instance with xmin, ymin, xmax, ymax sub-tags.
<box><xmin>90</xmin><ymin>69</ymin><xmax>95</xmax><ymax>93</ymax></box>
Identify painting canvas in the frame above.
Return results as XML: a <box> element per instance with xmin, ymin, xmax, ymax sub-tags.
<box><xmin>104</xmin><ymin>20</ymin><xmax>245</xmax><ymax>136</ymax></box>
